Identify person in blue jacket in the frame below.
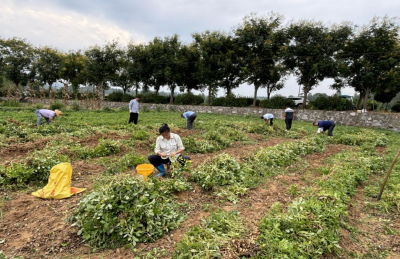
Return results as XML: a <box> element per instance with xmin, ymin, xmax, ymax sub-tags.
<box><xmin>313</xmin><ymin>120</ymin><xmax>336</xmax><ymax>136</ymax></box>
<box><xmin>260</xmin><ymin>113</ymin><xmax>274</xmax><ymax>126</ymax></box>
<box><xmin>181</xmin><ymin>111</ymin><xmax>197</xmax><ymax>130</ymax></box>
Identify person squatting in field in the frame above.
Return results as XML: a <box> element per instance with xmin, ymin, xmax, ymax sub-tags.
<box><xmin>313</xmin><ymin>120</ymin><xmax>336</xmax><ymax>136</ymax></box>
<box><xmin>261</xmin><ymin>113</ymin><xmax>274</xmax><ymax>126</ymax></box>
<box><xmin>148</xmin><ymin>123</ymin><xmax>191</xmax><ymax>177</ymax></box>
<box><xmin>128</xmin><ymin>96</ymin><xmax>140</xmax><ymax>124</ymax></box>
<box><xmin>35</xmin><ymin>109</ymin><xmax>62</xmax><ymax>126</ymax></box>
<box><xmin>181</xmin><ymin>111</ymin><xmax>197</xmax><ymax>130</ymax></box>
<box><xmin>283</xmin><ymin>106</ymin><xmax>294</xmax><ymax>131</ymax></box>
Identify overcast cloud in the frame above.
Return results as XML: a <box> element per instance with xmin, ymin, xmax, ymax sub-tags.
<box><xmin>1</xmin><ymin>0</ymin><xmax>399</xmax><ymax>97</ymax></box>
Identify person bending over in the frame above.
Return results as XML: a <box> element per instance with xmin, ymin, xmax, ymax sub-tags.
<box><xmin>181</xmin><ymin>111</ymin><xmax>197</xmax><ymax>130</ymax></box>
<box><xmin>313</xmin><ymin>120</ymin><xmax>336</xmax><ymax>136</ymax></box>
<box><xmin>260</xmin><ymin>113</ymin><xmax>274</xmax><ymax>126</ymax></box>
<box><xmin>148</xmin><ymin>123</ymin><xmax>191</xmax><ymax>177</ymax></box>
<box><xmin>35</xmin><ymin>109</ymin><xmax>62</xmax><ymax>127</ymax></box>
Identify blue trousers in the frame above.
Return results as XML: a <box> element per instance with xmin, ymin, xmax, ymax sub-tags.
<box><xmin>35</xmin><ymin>110</ymin><xmax>50</xmax><ymax>126</ymax></box>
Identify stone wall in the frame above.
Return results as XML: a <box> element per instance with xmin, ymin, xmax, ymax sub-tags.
<box><xmin>9</xmin><ymin>98</ymin><xmax>400</xmax><ymax>131</ymax></box>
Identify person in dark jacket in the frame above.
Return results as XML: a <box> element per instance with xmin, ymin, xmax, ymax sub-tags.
<box><xmin>313</xmin><ymin>120</ymin><xmax>336</xmax><ymax>136</ymax></box>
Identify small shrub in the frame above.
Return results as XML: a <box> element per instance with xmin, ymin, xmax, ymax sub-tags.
<box><xmin>49</xmin><ymin>101</ymin><xmax>65</xmax><ymax>110</ymax></box>
<box><xmin>141</xmin><ymin>105</ymin><xmax>150</xmax><ymax>113</ymax></box>
<box><xmin>102</xmin><ymin>106</ymin><xmax>114</xmax><ymax>112</ymax></box>
<box><xmin>121</xmin><ymin>93</ymin><xmax>133</xmax><ymax>102</ymax></box>
<box><xmin>35</xmin><ymin>102</ymin><xmax>44</xmax><ymax>109</ymax></box>
<box><xmin>71</xmin><ymin>101</ymin><xmax>81</xmax><ymax>111</ymax></box>
<box><xmin>391</xmin><ymin>101</ymin><xmax>400</xmax><ymax>112</ymax></box>
<box><xmin>107</xmin><ymin>91</ymin><xmax>123</xmax><ymax>102</ymax></box>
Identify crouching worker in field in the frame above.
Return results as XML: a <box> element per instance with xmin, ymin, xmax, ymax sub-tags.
<box><xmin>181</xmin><ymin>111</ymin><xmax>197</xmax><ymax>130</ymax></box>
<box><xmin>261</xmin><ymin>113</ymin><xmax>274</xmax><ymax>126</ymax></box>
<box><xmin>35</xmin><ymin>109</ymin><xmax>62</xmax><ymax>127</ymax></box>
<box><xmin>313</xmin><ymin>120</ymin><xmax>336</xmax><ymax>136</ymax></box>
<box><xmin>148</xmin><ymin>123</ymin><xmax>191</xmax><ymax>177</ymax></box>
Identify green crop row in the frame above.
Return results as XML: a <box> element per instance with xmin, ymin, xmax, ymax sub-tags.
<box><xmin>256</xmin><ymin>150</ymin><xmax>385</xmax><ymax>258</ymax></box>
<box><xmin>172</xmin><ymin>210</ymin><xmax>245</xmax><ymax>259</ymax></box>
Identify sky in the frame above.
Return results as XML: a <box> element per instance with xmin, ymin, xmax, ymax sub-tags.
<box><xmin>1</xmin><ymin>0</ymin><xmax>399</xmax><ymax>98</ymax></box>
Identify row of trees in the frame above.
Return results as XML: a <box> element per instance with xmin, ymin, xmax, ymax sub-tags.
<box><xmin>1</xmin><ymin>13</ymin><xmax>399</xmax><ymax>109</ymax></box>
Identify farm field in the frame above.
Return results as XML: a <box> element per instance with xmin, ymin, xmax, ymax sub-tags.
<box><xmin>1</xmin><ymin>106</ymin><xmax>400</xmax><ymax>259</ymax></box>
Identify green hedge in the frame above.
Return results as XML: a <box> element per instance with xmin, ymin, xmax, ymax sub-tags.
<box><xmin>259</xmin><ymin>96</ymin><xmax>295</xmax><ymax>109</ymax></box>
<box><xmin>211</xmin><ymin>96</ymin><xmax>257</xmax><ymax>107</ymax></box>
<box><xmin>311</xmin><ymin>96</ymin><xmax>354</xmax><ymax>111</ymax></box>
<box><xmin>174</xmin><ymin>93</ymin><xmax>205</xmax><ymax>105</ymax></box>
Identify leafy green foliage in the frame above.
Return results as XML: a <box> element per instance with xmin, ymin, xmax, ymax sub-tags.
<box><xmin>259</xmin><ymin>95</ymin><xmax>295</xmax><ymax>109</ymax></box>
<box><xmin>311</xmin><ymin>95</ymin><xmax>354</xmax><ymax>110</ymax></box>
<box><xmin>173</xmin><ymin>210</ymin><xmax>245</xmax><ymax>258</ymax></box>
<box><xmin>70</xmin><ymin>176</ymin><xmax>186</xmax><ymax>249</ymax></box>
<box><xmin>174</xmin><ymin>93</ymin><xmax>205</xmax><ymax>105</ymax></box>
<box><xmin>190</xmin><ymin>154</ymin><xmax>253</xmax><ymax>191</ymax></box>
<box><xmin>49</xmin><ymin>101</ymin><xmax>65</xmax><ymax>110</ymax></box>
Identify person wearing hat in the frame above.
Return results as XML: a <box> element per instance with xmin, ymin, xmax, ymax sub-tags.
<box><xmin>128</xmin><ymin>96</ymin><xmax>140</xmax><ymax>125</ymax></box>
<box><xmin>35</xmin><ymin>109</ymin><xmax>62</xmax><ymax>126</ymax></box>
<box><xmin>260</xmin><ymin>113</ymin><xmax>274</xmax><ymax>126</ymax></box>
<box><xmin>313</xmin><ymin>120</ymin><xmax>335</xmax><ymax>136</ymax></box>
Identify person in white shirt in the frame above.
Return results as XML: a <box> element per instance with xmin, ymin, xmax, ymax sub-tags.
<box><xmin>128</xmin><ymin>96</ymin><xmax>140</xmax><ymax>124</ymax></box>
<box><xmin>148</xmin><ymin>123</ymin><xmax>191</xmax><ymax>177</ymax></box>
<box><xmin>260</xmin><ymin>113</ymin><xmax>274</xmax><ymax>126</ymax></box>
<box><xmin>283</xmin><ymin>106</ymin><xmax>295</xmax><ymax>131</ymax></box>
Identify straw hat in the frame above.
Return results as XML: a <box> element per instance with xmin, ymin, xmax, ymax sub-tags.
<box><xmin>55</xmin><ymin>109</ymin><xmax>62</xmax><ymax>117</ymax></box>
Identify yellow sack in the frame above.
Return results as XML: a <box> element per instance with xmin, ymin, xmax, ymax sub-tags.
<box><xmin>32</xmin><ymin>162</ymin><xmax>86</xmax><ymax>199</ymax></box>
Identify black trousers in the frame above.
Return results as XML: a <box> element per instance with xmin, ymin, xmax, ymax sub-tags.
<box><xmin>324</xmin><ymin>123</ymin><xmax>336</xmax><ymax>136</ymax></box>
<box><xmin>128</xmin><ymin>113</ymin><xmax>138</xmax><ymax>124</ymax></box>
<box><xmin>285</xmin><ymin>118</ymin><xmax>293</xmax><ymax>130</ymax></box>
<box><xmin>148</xmin><ymin>155</ymin><xmax>191</xmax><ymax>167</ymax></box>
<box><xmin>269</xmin><ymin>118</ymin><xmax>273</xmax><ymax>126</ymax></box>
<box><xmin>187</xmin><ymin>113</ymin><xmax>197</xmax><ymax>129</ymax></box>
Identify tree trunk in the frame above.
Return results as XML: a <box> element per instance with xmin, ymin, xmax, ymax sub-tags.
<box><xmin>253</xmin><ymin>82</ymin><xmax>260</xmax><ymax>106</ymax></box>
<box><xmin>357</xmin><ymin>92</ymin><xmax>364</xmax><ymax>109</ymax></box>
<box><xmin>207</xmin><ymin>85</ymin><xmax>212</xmax><ymax>105</ymax></box>
<box><xmin>170</xmin><ymin>86</ymin><xmax>175</xmax><ymax>104</ymax></box>
<box><xmin>303</xmin><ymin>87</ymin><xmax>309</xmax><ymax>109</ymax></box>
<box><xmin>267</xmin><ymin>87</ymin><xmax>271</xmax><ymax>100</ymax></box>
<box><xmin>363</xmin><ymin>88</ymin><xmax>371</xmax><ymax>110</ymax></box>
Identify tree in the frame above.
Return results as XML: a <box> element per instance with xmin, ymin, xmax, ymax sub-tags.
<box><xmin>112</xmin><ymin>47</ymin><xmax>136</xmax><ymax>94</ymax></box>
<box><xmin>59</xmin><ymin>50</ymin><xmax>87</xmax><ymax>96</ymax></box>
<box><xmin>192</xmin><ymin>31</ymin><xmax>229</xmax><ymax>104</ymax></box>
<box><xmin>35</xmin><ymin>46</ymin><xmax>64</xmax><ymax>90</ymax></box>
<box><xmin>337</xmin><ymin>17</ymin><xmax>400</xmax><ymax>110</ymax></box>
<box><xmin>283</xmin><ymin>21</ymin><xmax>352</xmax><ymax>108</ymax></box>
<box><xmin>0</xmin><ymin>37</ymin><xmax>34</xmax><ymax>88</ymax></box>
<box><xmin>235</xmin><ymin>13</ymin><xmax>288</xmax><ymax>106</ymax></box>
<box><xmin>127</xmin><ymin>42</ymin><xmax>149</xmax><ymax>95</ymax></box>
<box><xmin>179</xmin><ymin>44</ymin><xmax>204</xmax><ymax>93</ymax></box>
<box><xmin>84</xmin><ymin>40</ymin><xmax>123</xmax><ymax>98</ymax></box>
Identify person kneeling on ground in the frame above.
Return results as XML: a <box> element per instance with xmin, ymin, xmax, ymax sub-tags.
<box><xmin>313</xmin><ymin>120</ymin><xmax>336</xmax><ymax>136</ymax></box>
<box><xmin>260</xmin><ymin>113</ymin><xmax>274</xmax><ymax>126</ymax></box>
<box><xmin>35</xmin><ymin>109</ymin><xmax>62</xmax><ymax>127</ymax></box>
<box><xmin>181</xmin><ymin>111</ymin><xmax>197</xmax><ymax>130</ymax></box>
<box><xmin>148</xmin><ymin>123</ymin><xmax>191</xmax><ymax>177</ymax></box>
